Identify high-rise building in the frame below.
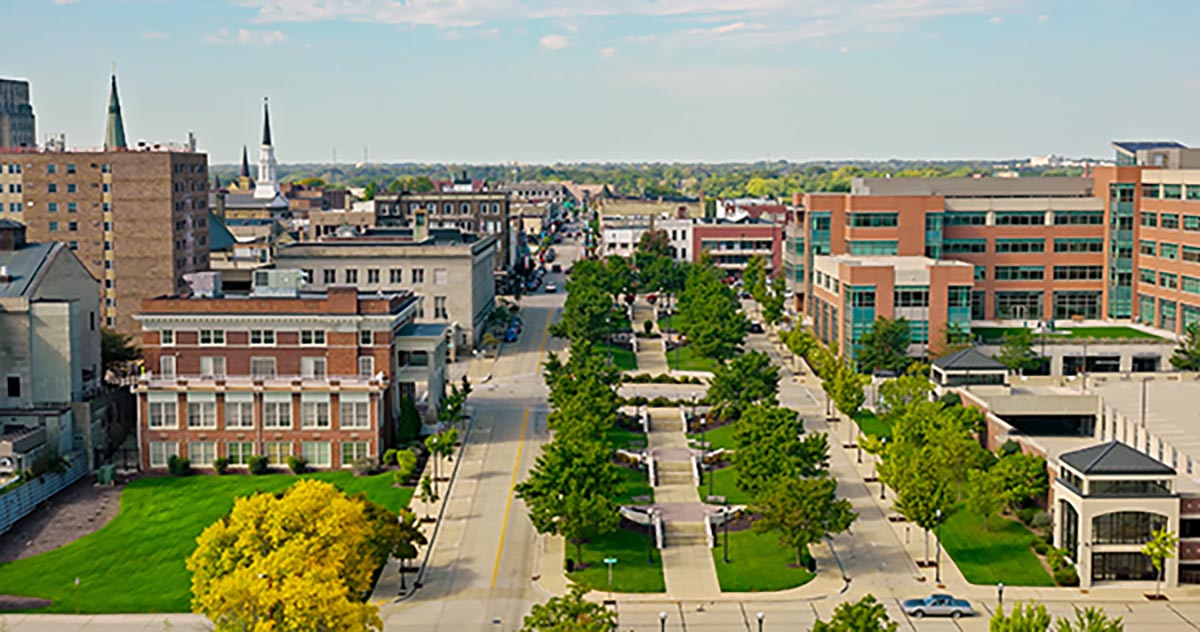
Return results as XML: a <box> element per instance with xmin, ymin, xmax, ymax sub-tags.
<box><xmin>0</xmin><ymin>79</ymin><xmax>35</xmax><ymax>149</ymax></box>
<box><xmin>0</xmin><ymin>74</ymin><xmax>209</xmax><ymax>334</ymax></box>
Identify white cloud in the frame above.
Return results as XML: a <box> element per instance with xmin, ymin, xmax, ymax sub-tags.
<box><xmin>1037</xmin><ymin>14</ymin><xmax>1050</xmax><ymax>22</ymax></box>
<box><xmin>203</xmin><ymin>28</ymin><xmax>288</xmax><ymax>45</ymax></box>
<box><xmin>540</xmin><ymin>33</ymin><xmax>569</xmax><ymax>50</ymax></box>
<box><xmin>599</xmin><ymin>46</ymin><xmax>616</xmax><ymax>59</ymax></box>
<box><xmin>143</xmin><ymin>31</ymin><xmax>167</xmax><ymax>39</ymax></box>
<box><xmin>988</xmin><ymin>15</ymin><xmax>1002</xmax><ymax>24</ymax></box>
<box><xmin>51</xmin><ymin>0</ymin><xmax>78</xmax><ymax>5</ymax></box>
<box><xmin>839</xmin><ymin>45</ymin><xmax>850</xmax><ymax>54</ymax></box>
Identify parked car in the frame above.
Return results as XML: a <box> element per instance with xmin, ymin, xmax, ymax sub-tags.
<box><xmin>551</xmin><ymin>263</ymin><xmax>562</xmax><ymax>273</ymax></box>
<box><xmin>749</xmin><ymin>321</ymin><xmax>764</xmax><ymax>334</ymax></box>
<box><xmin>545</xmin><ymin>282</ymin><xmax>558</xmax><ymax>293</ymax></box>
<box><xmin>504</xmin><ymin>327</ymin><xmax>519</xmax><ymax>343</ymax></box>
<box><xmin>901</xmin><ymin>595</ymin><xmax>974</xmax><ymax>619</ymax></box>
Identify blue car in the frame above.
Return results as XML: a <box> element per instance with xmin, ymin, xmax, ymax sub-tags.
<box><xmin>901</xmin><ymin>594</ymin><xmax>974</xmax><ymax>619</ymax></box>
<box><xmin>504</xmin><ymin>327</ymin><xmax>519</xmax><ymax>343</ymax></box>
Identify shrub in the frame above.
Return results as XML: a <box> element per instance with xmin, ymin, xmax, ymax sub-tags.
<box><xmin>213</xmin><ymin>457</ymin><xmax>230</xmax><ymax>475</ymax></box>
<box><xmin>998</xmin><ymin>439</ymin><xmax>1022</xmax><ymax>457</ymax></box>
<box><xmin>1054</xmin><ymin>564</ymin><xmax>1079</xmax><ymax>587</ymax></box>
<box><xmin>643</xmin><ymin>320</ymin><xmax>653</xmax><ymax>335</ymax></box>
<box><xmin>287</xmin><ymin>455</ymin><xmax>308</xmax><ymax>475</ymax></box>
<box><xmin>382</xmin><ymin>449</ymin><xmax>399</xmax><ymax>466</ymax></box>
<box><xmin>395</xmin><ymin>449</ymin><xmax>418</xmax><ymax>482</ymax></box>
<box><xmin>1032</xmin><ymin>540</ymin><xmax>1051</xmax><ymax>555</ymax></box>
<box><xmin>167</xmin><ymin>455</ymin><xmax>191</xmax><ymax>477</ymax></box>
<box><xmin>1032</xmin><ymin>511</ymin><xmax>1052</xmax><ymax>529</ymax></box>
<box><xmin>30</xmin><ymin>449</ymin><xmax>69</xmax><ymax>478</ymax></box>
<box><xmin>352</xmin><ymin>457</ymin><xmax>378</xmax><ymax>477</ymax></box>
<box><xmin>1018</xmin><ymin>506</ymin><xmax>1038</xmax><ymax>526</ymax></box>
<box><xmin>248</xmin><ymin>455</ymin><xmax>270</xmax><ymax>475</ymax></box>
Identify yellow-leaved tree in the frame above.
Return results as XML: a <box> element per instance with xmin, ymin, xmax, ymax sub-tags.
<box><xmin>186</xmin><ymin>479</ymin><xmax>397</xmax><ymax>632</ymax></box>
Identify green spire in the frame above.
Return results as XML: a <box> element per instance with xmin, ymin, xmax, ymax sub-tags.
<box><xmin>104</xmin><ymin>74</ymin><xmax>127</xmax><ymax>151</ymax></box>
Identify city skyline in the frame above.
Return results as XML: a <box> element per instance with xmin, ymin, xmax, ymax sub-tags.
<box><xmin>2</xmin><ymin>0</ymin><xmax>1199</xmax><ymax>164</ymax></box>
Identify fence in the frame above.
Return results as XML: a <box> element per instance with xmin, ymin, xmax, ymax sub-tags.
<box><xmin>0</xmin><ymin>457</ymin><xmax>88</xmax><ymax>534</ymax></box>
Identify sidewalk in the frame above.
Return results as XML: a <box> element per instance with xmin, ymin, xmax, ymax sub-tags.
<box><xmin>631</xmin><ymin>300</ymin><xmax>668</xmax><ymax>375</ymax></box>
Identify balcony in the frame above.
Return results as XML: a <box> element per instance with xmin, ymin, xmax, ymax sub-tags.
<box><xmin>136</xmin><ymin>373</ymin><xmax>386</xmax><ymax>391</ymax></box>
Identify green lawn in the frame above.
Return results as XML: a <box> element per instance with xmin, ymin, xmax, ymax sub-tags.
<box><xmin>613</xmin><ymin>465</ymin><xmax>654</xmax><ymax>506</ymax></box>
<box><xmin>567</xmin><ymin>528</ymin><xmax>665</xmax><ymax>593</ymax></box>
<box><xmin>698</xmin><ymin>464</ymin><xmax>753</xmax><ymax>506</ymax></box>
<box><xmin>939</xmin><ymin>505</ymin><xmax>1054</xmax><ymax>587</ymax></box>
<box><xmin>599</xmin><ymin>344</ymin><xmax>638</xmax><ymax>371</ymax></box>
<box><xmin>606</xmin><ymin>425</ymin><xmax>648</xmax><ymax>451</ymax></box>
<box><xmin>687</xmin><ymin>421</ymin><xmax>738</xmax><ymax>451</ymax></box>
<box><xmin>974</xmin><ymin>326</ymin><xmax>1162</xmax><ymax>343</ymax></box>
<box><xmin>854</xmin><ymin>411</ymin><xmax>892</xmax><ymax>440</ymax></box>
<box><xmin>711</xmin><ymin>528</ymin><xmax>814</xmax><ymax>592</ymax></box>
<box><xmin>666</xmin><ymin>344</ymin><xmax>719</xmax><ymax>372</ymax></box>
<box><xmin>0</xmin><ymin>471</ymin><xmax>412</xmax><ymax>613</ymax></box>
<box><xmin>657</xmin><ymin>314</ymin><xmax>679</xmax><ymax>332</ymax></box>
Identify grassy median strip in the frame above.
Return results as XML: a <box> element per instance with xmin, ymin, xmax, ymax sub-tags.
<box><xmin>697</xmin><ymin>464</ymin><xmax>752</xmax><ymax>506</ymax></box>
<box><xmin>939</xmin><ymin>505</ymin><xmax>1054</xmax><ymax>587</ymax></box>
<box><xmin>597</xmin><ymin>344</ymin><xmax>638</xmax><ymax>371</ymax></box>
<box><xmin>0</xmin><ymin>471</ymin><xmax>411</xmax><ymax>613</ymax></box>
<box><xmin>613</xmin><ymin>465</ymin><xmax>654</xmax><ymax>506</ymax></box>
<box><xmin>854</xmin><ymin>411</ymin><xmax>892</xmax><ymax>440</ymax></box>
<box><xmin>711</xmin><ymin>528</ymin><xmax>814</xmax><ymax>592</ymax></box>
<box><xmin>666</xmin><ymin>345</ymin><xmax>719</xmax><ymax>372</ymax></box>
<box><xmin>687</xmin><ymin>421</ymin><xmax>738</xmax><ymax>451</ymax></box>
<box><xmin>567</xmin><ymin>528</ymin><xmax>665</xmax><ymax>593</ymax></box>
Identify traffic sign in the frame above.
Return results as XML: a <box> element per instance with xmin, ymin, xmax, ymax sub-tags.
<box><xmin>603</xmin><ymin>558</ymin><xmax>618</xmax><ymax>564</ymax></box>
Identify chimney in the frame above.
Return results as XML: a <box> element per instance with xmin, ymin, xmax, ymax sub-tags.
<box><xmin>0</xmin><ymin>221</ymin><xmax>28</xmax><ymax>251</ymax></box>
<box><xmin>0</xmin><ymin>265</ymin><xmax>11</xmax><ymax>283</ymax></box>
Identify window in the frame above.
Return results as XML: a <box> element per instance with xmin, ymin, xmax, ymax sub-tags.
<box><xmin>390</xmin><ymin>268</ymin><xmax>403</xmax><ymax>283</ymax></box>
<box><xmin>995</xmin><ymin>239</ymin><xmax>1044</xmax><ymax>253</ymax></box>
<box><xmin>1143</xmin><ymin>184</ymin><xmax>1161</xmax><ymax>199</ymax></box>
<box><xmin>894</xmin><ymin>286</ymin><xmax>929</xmax><ymax>308</ymax></box>
<box><xmin>907</xmin><ymin>320</ymin><xmax>929</xmax><ymax>344</ymax></box>
<box><xmin>1162</xmin><ymin>213</ymin><xmax>1180</xmax><ymax>229</ymax></box>
<box><xmin>148</xmin><ymin>399</ymin><xmax>177</xmax><ymax>429</ymax></box>
<box><xmin>1054</xmin><ymin>238</ymin><xmax>1104</xmax><ymax>253</ymax></box>
<box><xmin>995</xmin><ymin>211</ymin><xmax>1045</xmax><ymax>225</ymax></box>
<box><xmin>250</xmin><ymin>330</ymin><xmax>275</xmax><ymax>346</ymax></box>
<box><xmin>66</xmin><ymin>163</ymin><xmax>76</xmax><ymax>174</ymax></box>
<box><xmin>1092</xmin><ymin>511</ymin><xmax>1169</xmax><ymax>544</ymax></box>
<box><xmin>341</xmin><ymin>442</ymin><xmax>370</xmax><ymax>467</ymax></box>
<box><xmin>848</xmin><ymin>212</ymin><xmax>899</xmax><ymax>228</ymax></box>
<box><xmin>47</xmin><ymin>183</ymin><xmax>58</xmax><ymax>194</ymax></box>
<box><xmin>48</xmin><ymin>221</ymin><xmax>58</xmax><ymax>232</ymax></box>
<box><xmin>226</xmin><ymin>441</ymin><xmax>254</xmax><ymax>465</ymax></box>
<box><xmin>199</xmin><ymin>329</ymin><xmax>225</xmax><ymax>345</ymax></box>
<box><xmin>300</xmin><ymin>330</ymin><xmax>326</xmax><ymax>346</ymax></box>
<box><xmin>1054</xmin><ymin>210</ymin><xmax>1104</xmax><ymax>225</ymax></box>
<box><xmin>358</xmin><ymin>356</ymin><xmax>375</xmax><ymax>377</ymax></box>
<box><xmin>68</xmin><ymin>203</ymin><xmax>77</xmax><ymax>213</ymax></box>
<box><xmin>301</xmin><ymin>400</ymin><xmax>331</xmax><ymax>429</ymax></box>
<box><xmin>46</xmin><ymin>163</ymin><xmax>56</xmax><ymax>174</ymax></box>
<box><xmin>265</xmin><ymin>441</ymin><xmax>291</xmax><ymax>465</ymax></box>
<box><xmin>159</xmin><ymin>356</ymin><xmax>176</xmax><ymax>378</ymax></box>
<box><xmin>1160</xmin><ymin>243</ymin><xmax>1179</xmax><ymax>260</ymax></box>
<box><xmin>4</xmin><ymin>376</ymin><xmax>19</xmax><ymax>399</ymax></box>
<box><xmin>264</xmin><ymin>399</ymin><xmax>291</xmax><ymax>428</ymax></box>
<box><xmin>944</xmin><ymin>239</ymin><xmax>987</xmax><ymax>254</ymax></box>
<box><xmin>1053</xmin><ymin>266</ymin><xmax>1103</xmax><ymax>281</ymax></box>
<box><xmin>323</xmin><ymin>269</ymin><xmax>336</xmax><ymax>284</ymax></box>
<box><xmin>149</xmin><ymin>442</ymin><xmax>178</xmax><ymax>468</ymax></box>
<box><xmin>1185</xmin><ymin>246</ymin><xmax>1200</xmax><ymax>263</ymax></box>
<box><xmin>974</xmin><ymin>266</ymin><xmax>986</xmax><ymax>281</ymax></box>
<box><xmin>303</xmin><ymin>441</ymin><xmax>332</xmax><ymax>467</ymax></box>
<box><xmin>1053</xmin><ymin>291</ymin><xmax>1102</xmax><ymax>319</ymax></box>
<box><xmin>344</xmin><ymin>269</ymin><xmax>358</xmax><ymax>284</ymax></box>
<box><xmin>367</xmin><ymin>268</ymin><xmax>380</xmax><ymax>284</ymax></box>
<box><xmin>67</xmin><ymin>183</ymin><xmax>77</xmax><ymax>193</ymax></box>
<box><xmin>1140</xmin><ymin>240</ymin><xmax>1159</xmax><ymax>256</ymax></box>
<box><xmin>847</xmin><ymin>240</ymin><xmax>898</xmax><ymax>256</ymax></box>
<box><xmin>1161</xmin><ymin>272</ymin><xmax>1178</xmax><ymax>289</ymax></box>
<box><xmin>301</xmin><ymin>357</ymin><xmax>327</xmax><ymax>379</ymax></box>
<box><xmin>224</xmin><ymin>397</ymin><xmax>254</xmax><ymax>429</ymax></box>
<box><xmin>187</xmin><ymin>400</ymin><xmax>217</xmax><ymax>429</ymax></box>
<box><xmin>434</xmin><ymin>296</ymin><xmax>448</xmax><ymax>319</ymax></box>
<box><xmin>434</xmin><ymin>268</ymin><xmax>448</xmax><ymax>285</ymax></box>
<box><xmin>340</xmin><ymin>400</ymin><xmax>371</xmax><ymax>429</ymax></box>
<box><xmin>995</xmin><ymin>291</ymin><xmax>1043</xmax><ymax>319</ymax></box>
<box><xmin>188</xmin><ymin>442</ymin><xmax>217</xmax><ymax>467</ymax></box>
<box><xmin>250</xmin><ymin>357</ymin><xmax>276</xmax><ymax>379</ymax></box>
<box><xmin>412</xmin><ymin>268</ymin><xmax>425</xmax><ymax>284</ymax></box>
<box><xmin>1139</xmin><ymin>268</ymin><xmax>1157</xmax><ymax>285</ymax></box>
<box><xmin>359</xmin><ymin>330</ymin><xmax>373</xmax><ymax>346</ymax></box>
<box><xmin>1141</xmin><ymin>212</ymin><xmax>1158</xmax><ymax>227</ymax></box>
<box><xmin>995</xmin><ymin>266</ymin><xmax>1045</xmax><ymax>281</ymax></box>
<box><xmin>199</xmin><ymin>356</ymin><xmax>226</xmax><ymax>378</ymax></box>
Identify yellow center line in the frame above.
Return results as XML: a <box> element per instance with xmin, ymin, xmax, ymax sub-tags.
<box><xmin>490</xmin><ymin>310</ymin><xmax>553</xmax><ymax>588</ymax></box>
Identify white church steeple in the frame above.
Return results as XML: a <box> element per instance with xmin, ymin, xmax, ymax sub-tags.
<box><xmin>253</xmin><ymin>97</ymin><xmax>281</xmax><ymax>200</ymax></box>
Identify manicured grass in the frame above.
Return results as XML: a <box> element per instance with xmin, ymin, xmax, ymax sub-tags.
<box><xmin>939</xmin><ymin>505</ymin><xmax>1055</xmax><ymax>587</ymax></box>
<box><xmin>599</xmin><ymin>344</ymin><xmax>638</xmax><ymax>371</ymax></box>
<box><xmin>666</xmin><ymin>344</ymin><xmax>719</xmax><ymax>372</ymax></box>
<box><xmin>698</xmin><ymin>464</ymin><xmax>753</xmax><ymax>506</ymax></box>
<box><xmin>567</xmin><ymin>528</ymin><xmax>665</xmax><ymax>593</ymax></box>
<box><xmin>657</xmin><ymin>314</ymin><xmax>679</xmax><ymax>332</ymax></box>
<box><xmin>974</xmin><ymin>326</ymin><xmax>1162</xmax><ymax>343</ymax></box>
<box><xmin>613</xmin><ymin>465</ymin><xmax>654</xmax><ymax>506</ymax></box>
<box><xmin>854</xmin><ymin>411</ymin><xmax>892</xmax><ymax>440</ymax></box>
<box><xmin>712</xmin><ymin>528</ymin><xmax>814</xmax><ymax>592</ymax></box>
<box><xmin>687</xmin><ymin>421</ymin><xmax>738</xmax><ymax>451</ymax></box>
<box><xmin>0</xmin><ymin>471</ymin><xmax>412</xmax><ymax>613</ymax></box>
<box><xmin>606</xmin><ymin>425</ymin><xmax>648</xmax><ymax>451</ymax></box>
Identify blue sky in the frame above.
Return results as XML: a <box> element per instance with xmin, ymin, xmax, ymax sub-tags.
<box><xmin>3</xmin><ymin>0</ymin><xmax>1199</xmax><ymax>164</ymax></box>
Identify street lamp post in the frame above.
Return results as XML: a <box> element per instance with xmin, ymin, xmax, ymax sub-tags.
<box><xmin>879</xmin><ymin>438</ymin><xmax>888</xmax><ymax>500</ymax></box>
<box><xmin>659</xmin><ymin>611</ymin><xmax>667</xmax><ymax>632</ymax></box>
<box><xmin>997</xmin><ymin>582</ymin><xmax>1005</xmax><ymax>609</ymax></box>
<box><xmin>757</xmin><ymin>611</ymin><xmax>765</xmax><ymax>632</ymax></box>
<box><xmin>723</xmin><ymin>508</ymin><xmax>730</xmax><ymax>564</ymax></box>
<box><xmin>935</xmin><ymin>509</ymin><xmax>944</xmax><ymax>584</ymax></box>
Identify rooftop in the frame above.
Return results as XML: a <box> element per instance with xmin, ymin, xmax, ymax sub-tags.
<box><xmin>1112</xmin><ymin>141</ymin><xmax>1187</xmax><ymax>155</ymax></box>
<box><xmin>0</xmin><ymin>242</ymin><xmax>56</xmax><ymax>299</ymax></box>
<box><xmin>933</xmin><ymin>348</ymin><xmax>1007</xmax><ymax>372</ymax></box>
<box><xmin>817</xmin><ymin>254</ymin><xmax>974</xmax><ymax>272</ymax></box>
<box><xmin>851</xmin><ymin>176</ymin><xmax>1095</xmax><ymax>198</ymax></box>
<box><xmin>1060</xmin><ymin>440</ymin><xmax>1175</xmax><ymax>476</ymax></box>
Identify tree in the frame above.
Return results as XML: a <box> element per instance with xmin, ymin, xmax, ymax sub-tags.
<box><xmin>1142</xmin><ymin>528</ymin><xmax>1178</xmax><ymax>599</ymax></box>
<box><xmin>396</xmin><ymin>395</ymin><xmax>422</xmax><ymax>444</ymax></box>
<box><xmin>751</xmin><ymin>476</ymin><xmax>856</xmax><ymax>567</ymax></box>
<box><xmin>516</xmin><ymin>438</ymin><xmax>620</xmax><ymax>564</ymax></box>
<box><xmin>964</xmin><ymin>468</ymin><xmax>1004</xmax><ymax>531</ymax></box>
<box><xmin>829</xmin><ymin>360</ymin><xmax>868</xmax><ymax>419</ymax></box>
<box><xmin>855</xmin><ymin>317</ymin><xmax>912</xmax><ymax>374</ymax></box>
<box><xmin>520</xmin><ymin>584</ymin><xmax>616</xmax><ymax>632</ymax></box>
<box><xmin>743</xmin><ymin>254</ymin><xmax>767</xmax><ymax>302</ymax></box>
<box><xmin>392</xmin><ymin>508</ymin><xmax>427</xmax><ymax>584</ymax></box>
<box><xmin>990</xmin><ymin>601</ymin><xmax>1052</xmax><ymax>632</ymax></box>
<box><xmin>704</xmin><ymin>351</ymin><xmax>779</xmax><ymax>420</ymax></box>
<box><xmin>996</xmin><ymin>329</ymin><xmax>1042</xmax><ymax>374</ymax></box>
<box><xmin>101</xmin><ymin>328</ymin><xmax>140</xmax><ymax>376</ymax></box>
<box><xmin>734</xmin><ymin>405</ymin><xmax>828</xmax><ymax>497</ymax></box>
<box><xmin>992</xmin><ymin>452</ymin><xmax>1050</xmax><ymax>511</ymax></box>
<box><xmin>676</xmin><ymin>262</ymin><xmax>748</xmax><ymax>362</ymax></box>
<box><xmin>930</xmin><ymin>323</ymin><xmax>972</xmax><ymax>359</ymax></box>
<box><xmin>1171</xmin><ymin>322</ymin><xmax>1200</xmax><ymax>370</ymax></box>
<box><xmin>393</xmin><ymin>450</ymin><xmax>417</xmax><ymax>485</ymax></box>
<box><xmin>551</xmin><ymin>283</ymin><xmax>620</xmax><ymax>345</ymax></box>
<box><xmin>362</xmin><ymin>180</ymin><xmax>379</xmax><ymax>200</ymax></box>
<box><xmin>890</xmin><ymin>456</ymin><xmax>956</xmax><ymax>564</ymax></box>
<box><xmin>417</xmin><ymin>474</ymin><xmax>439</xmax><ymax>521</ymax></box>
<box><xmin>186</xmin><ymin>480</ymin><xmax>391</xmax><ymax>632</ymax></box>
<box><xmin>811</xmin><ymin>594</ymin><xmax>898</xmax><ymax>632</ymax></box>
<box><xmin>1053</xmin><ymin>606</ymin><xmax>1124</xmax><ymax>632</ymax></box>
<box><xmin>635</xmin><ymin>228</ymin><xmax>672</xmax><ymax>259</ymax></box>
<box><xmin>762</xmin><ymin>276</ymin><xmax>787</xmax><ymax>326</ymax></box>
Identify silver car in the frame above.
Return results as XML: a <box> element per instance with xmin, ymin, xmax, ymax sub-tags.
<box><xmin>901</xmin><ymin>594</ymin><xmax>974</xmax><ymax>618</ymax></box>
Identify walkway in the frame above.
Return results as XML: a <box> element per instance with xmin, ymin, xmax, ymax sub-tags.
<box><xmin>646</xmin><ymin>408</ymin><xmax>721</xmax><ymax>597</ymax></box>
<box><xmin>631</xmin><ymin>300</ymin><xmax>668</xmax><ymax>375</ymax></box>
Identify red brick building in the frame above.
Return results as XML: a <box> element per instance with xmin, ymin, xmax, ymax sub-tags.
<box><xmin>132</xmin><ymin>271</ymin><xmax>447</xmax><ymax>471</ymax></box>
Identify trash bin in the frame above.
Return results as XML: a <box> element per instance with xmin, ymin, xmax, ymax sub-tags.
<box><xmin>97</xmin><ymin>464</ymin><xmax>115</xmax><ymax>485</ymax></box>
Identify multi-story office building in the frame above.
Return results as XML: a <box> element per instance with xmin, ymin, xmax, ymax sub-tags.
<box><xmin>0</xmin><ymin>75</ymin><xmax>209</xmax><ymax>334</ymax></box>
<box><xmin>133</xmin><ymin>270</ymin><xmax>447</xmax><ymax>471</ymax></box>
<box><xmin>0</xmin><ymin>79</ymin><xmax>35</xmax><ymax>149</ymax></box>
<box><xmin>374</xmin><ymin>180</ymin><xmax>511</xmax><ymax>271</ymax></box>
<box><xmin>274</xmin><ymin>227</ymin><xmax>497</xmax><ymax>354</ymax></box>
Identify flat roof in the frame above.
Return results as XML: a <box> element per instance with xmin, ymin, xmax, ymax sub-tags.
<box><xmin>398</xmin><ymin>323</ymin><xmax>448</xmax><ymax>338</ymax></box>
<box><xmin>1112</xmin><ymin>141</ymin><xmax>1187</xmax><ymax>154</ymax></box>
<box><xmin>817</xmin><ymin>254</ymin><xmax>973</xmax><ymax>272</ymax></box>
<box><xmin>851</xmin><ymin>176</ymin><xmax>1094</xmax><ymax>198</ymax></box>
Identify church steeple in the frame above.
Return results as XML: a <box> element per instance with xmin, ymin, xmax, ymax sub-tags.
<box><xmin>104</xmin><ymin>73</ymin><xmax>127</xmax><ymax>151</ymax></box>
<box><xmin>253</xmin><ymin>97</ymin><xmax>281</xmax><ymax>201</ymax></box>
<box><xmin>261</xmin><ymin>98</ymin><xmax>272</xmax><ymax>146</ymax></box>
<box><xmin>240</xmin><ymin>145</ymin><xmax>250</xmax><ymax>178</ymax></box>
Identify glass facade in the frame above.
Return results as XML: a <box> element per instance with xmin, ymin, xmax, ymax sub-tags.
<box><xmin>944</xmin><ymin>238</ymin><xmax>987</xmax><ymax>254</ymax></box>
<box><xmin>847</xmin><ymin>240</ymin><xmax>899</xmax><ymax>256</ymax></box>
<box><xmin>1108</xmin><ymin>183</ymin><xmax>1136</xmax><ymax>318</ymax></box>
<box><xmin>1092</xmin><ymin>552</ymin><xmax>1156</xmax><ymax>582</ymax></box>
<box><xmin>945</xmin><ymin>211</ymin><xmax>986</xmax><ymax>226</ymax></box>
<box><xmin>1060</xmin><ymin>501</ymin><xmax>1079</xmax><ymax>561</ymax></box>
<box><xmin>849</xmin><ymin>212</ymin><xmax>898</xmax><ymax>227</ymax></box>
<box><xmin>1091</xmin><ymin>511</ymin><xmax>1168</xmax><ymax>545</ymax></box>
<box><xmin>1053</xmin><ymin>291</ymin><xmax>1102</xmax><ymax>319</ymax></box>
<box><xmin>995</xmin><ymin>291</ymin><xmax>1043</xmax><ymax>319</ymax></box>
<box><xmin>925</xmin><ymin>213</ymin><xmax>943</xmax><ymax>260</ymax></box>
<box><xmin>947</xmin><ymin>286</ymin><xmax>971</xmax><ymax>333</ymax></box>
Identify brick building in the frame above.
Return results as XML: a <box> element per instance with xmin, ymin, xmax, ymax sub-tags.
<box><xmin>132</xmin><ymin>270</ymin><xmax>447</xmax><ymax>471</ymax></box>
<box><xmin>374</xmin><ymin>175</ymin><xmax>511</xmax><ymax>271</ymax></box>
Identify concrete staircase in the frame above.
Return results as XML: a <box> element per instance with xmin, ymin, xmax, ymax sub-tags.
<box><xmin>665</xmin><ymin>521</ymin><xmax>709</xmax><ymax>547</ymax></box>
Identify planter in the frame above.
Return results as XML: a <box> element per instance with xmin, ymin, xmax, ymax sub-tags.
<box><xmin>1145</xmin><ymin>593</ymin><xmax>1169</xmax><ymax>601</ymax></box>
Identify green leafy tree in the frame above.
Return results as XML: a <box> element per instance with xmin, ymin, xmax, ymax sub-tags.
<box><xmin>551</xmin><ymin>283</ymin><xmax>620</xmax><ymax>345</ymax></box>
<box><xmin>890</xmin><ymin>456</ymin><xmax>956</xmax><ymax>564</ymax></box>
<box><xmin>855</xmin><ymin>317</ymin><xmax>912</xmax><ymax>374</ymax></box>
<box><xmin>101</xmin><ymin>328</ymin><xmax>141</xmax><ymax>376</ymax></box>
<box><xmin>676</xmin><ymin>261</ymin><xmax>748</xmax><ymax>362</ymax></box>
<box><xmin>930</xmin><ymin>323</ymin><xmax>972</xmax><ymax>359</ymax></box>
<box><xmin>417</xmin><ymin>474</ymin><xmax>439</xmax><ymax>521</ymax></box>
<box><xmin>520</xmin><ymin>584</ymin><xmax>616</xmax><ymax>632</ymax></box>
<box><xmin>733</xmin><ymin>405</ymin><xmax>828</xmax><ymax>497</ymax></box>
<box><xmin>743</xmin><ymin>254</ymin><xmax>767</xmax><ymax>301</ymax></box>
<box><xmin>516</xmin><ymin>438</ymin><xmax>620</xmax><ymax>564</ymax></box>
<box><xmin>603</xmin><ymin>255</ymin><xmax>636</xmax><ymax>299</ymax></box>
<box><xmin>1170</xmin><ymin>323</ymin><xmax>1200</xmax><ymax>370</ymax></box>
<box><xmin>704</xmin><ymin>351</ymin><xmax>779</xmax><ymax>420</ymax></box>
<box><xmin>362</xmin><ymin>180</ymin><xmax>379</xmax><ymax>200</ymax></box>
<box><xmin>1142</xmin><ymin>528</ymin><xmax>1179</xmax><ymax>598</ymax></box>
<box><xmin>392</xmin><ymin>508</ymin><xmax>427</xmax><ymax>583</ymax></box>
<box><xmin>751</xmin><ymin>476</ymin><xmax>856</xmax><ymax>567</ymax></box>
<box><xmin>992</xmin><ymin>452</ymin><xmax>1050</xmax><ymax>511</ymax></box>
<box><xmin>1053</xmin><ymin>606</ymin><xmax>1124</xmax><ymax>632</ymax></box>
<box><xmin>830</xmin><ymin>360</ymin><xmax>868</xmax><ymax>419</ymax></box>
<box><xmin>990</xmin><ymin>601</ymin><xmax>1052</xmax><ymax>632</ymax></box>
<box><xmin>393</xmin><ymin>450</ymin><xmax>417</xmax><ymax>485</ymax></box>
<box><xmin>762</xmin><ymin>276</ymin><xmax>787</xmax><ymax>326</ymax></box>
<box><xmin>965</xmin><ymin>468</ymin><xmax>1004</xmax><ymax>531</ymax></box>
<box><xmin>396</xmin><ymin>395</ymin><xmax>422</xmax><ymax>444</ymax></box>
<box><xmin>877</xmin><ymin>367</ymin><xmax>933</xmax><ymax>424</ymax></box>
<box><xmin>635</xmin><ymin>228</ymin><xmax>672</xmax><ymax>259</ymax></box>
<box><xmin>997</xmin><ymin>329</ymin><xmax>1042</xmax><ymax>374</ymax></box>
<box><xmin>811</xmin><ymin>594</ymin><xmax>898</xmax><ymax>632</ymax></box>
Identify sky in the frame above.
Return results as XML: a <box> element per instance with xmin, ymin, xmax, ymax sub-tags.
<box><xmin>3</xmin><ymin>0</ymin><xmax>1199</xmax><ymax>164</ymax></box>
